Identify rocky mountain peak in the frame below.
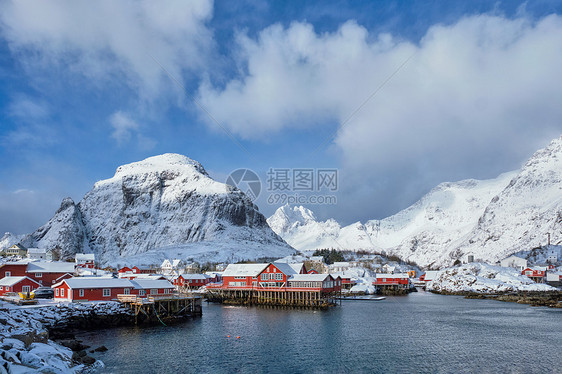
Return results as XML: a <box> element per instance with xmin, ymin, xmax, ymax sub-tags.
<box><xmin>22</xmin><ymin>154</ymin><xmax>294</xmax><ymax>264</ymax></box>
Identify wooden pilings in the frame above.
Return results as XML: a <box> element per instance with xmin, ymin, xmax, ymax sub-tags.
<box><xmin>118</xmin><ymin>294</ymin><xmax>203</xmax><ymax>324</ymax></box>
<box><xmin>206</xmin><ymin>289</ymin><xmax>339</xmax><ymax>308</ymax></box>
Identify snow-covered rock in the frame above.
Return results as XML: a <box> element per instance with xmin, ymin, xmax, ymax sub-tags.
<box><xmin>23</xmin><ymin>154</ymin><xmax>295</xmax><ymax>265</ymax></box>
<box><xmin>453</xmin><ymin>136</ymin><xmax>562</xmax><ymax>263</ymax></box>
<box><xmin>426</xmin><ymin>263</ymin><xmax>556</xmax><ymax>293</ymax></box>
<box><xmin>0</xmin><ymin>232</ymin><xmax>24</xmax><ymax>250</ymax></box>
<box><xmin>0</xmin><ymin>302</ymin><xmax>125</xmax><ymax>373</ymax></box>
<box><xmin>269</xmin><ymin>136</ymin><xmax>562</xmax><ymax>268</ymax></box>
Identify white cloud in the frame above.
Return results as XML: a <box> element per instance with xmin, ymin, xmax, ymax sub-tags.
<box><xmin>8</xmin><ymin>96</ymin><xmax>50</xmax><ymax>120</ymax></box>
<box><xmin>109</xmin><ymin>111</ymin><xmax>139</xmax><ymax>143</ymax></box>
<box><xmin>198</xmin><ymin>14</ymin><xmax>562</xmax><ymax>219</ymax></box>
<box><xmin>0</xmin><ymin>0</ymin><xmax>214</xmax><ymax>100</ymax></box>
<box><xmin>3</xmin><ymin>96</ymin><xmax>58</xmax><ymax>147</ymax></box>
<box><xmin>109</xmin><ymin>111</ymin><xmax>155</xmax><ymax>150</ymax></box>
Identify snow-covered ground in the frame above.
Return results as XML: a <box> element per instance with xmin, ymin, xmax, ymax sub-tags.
<box><xmin>426</xmin><ymin>263</ymin><xmax>557</xmax><ymax>293</ymax></box>
<box><xmin>0</xmin><ymin>301</ymin><xmax>128</xmax><ymax>373</ymax></box>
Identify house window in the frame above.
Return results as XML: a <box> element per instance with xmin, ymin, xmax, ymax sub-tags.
<box><xmin>139</xmin><ymin>289</ymin><xmax>145</xmax><ymax>296</ymax></box>
<box><xmin>55</xmin><ymin>288</ymin><xmax>59</xmax><ymax>296</ymax></box>
<box><xmin>150</xmin><ymin>289</ymin><xmax>157</xmax><ymax>295</ymax></box>
<box><xmin>124</xmin><ymin>288</ymin><xmax>130</xmax><ymax>295</ymax></box>
<box><xmin>0</xmin><ymin>286</ymin><xmax>2</xmax><ymax>290</ymax></box>
<box><xmin>35</xmin><ymin>273</ymin><xmax>42</xmax><ymax>278</ymax></box>
<box><xmin>79</xmin><ymin>289</ymin><xmax>84</xmax><ymax>297</ymax></box>
<box><xmin>22</xmin><ymin>286</ymin><xmax>31</xmax><ymax>293</ymax></box>
<box><xmin>103</xmin><ymin>289</ymin><xmax>111</xmax><ymax>297</ymax></box>
<box><xmin>5</xmin><ymin>271</ymin><xmax>11</xmax><ymax>277</ymax></box>
<box><xmin>275</xmin><ymin>273</ymin><xmax>283</xmax><ymax>280</ymax></box>
<box><xmin>61</xmin><ymin>289</ymin><xmax>64</xmax><ymax>297</ymax></box>
<box><xmin>261</xmin><ymin>273</ymin><xmax>267</xmax><ymax>280</ymax></box>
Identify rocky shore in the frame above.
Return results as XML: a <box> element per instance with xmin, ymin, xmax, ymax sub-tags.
<box><xmin>0</xmin><ymin>302</ymin><xmax>133</xmax><ymax>373</ymax></box>
<box><xmin>433</xmin><ymin>290</ymin><xmax>562</xmax><ymax>308</ymax></box>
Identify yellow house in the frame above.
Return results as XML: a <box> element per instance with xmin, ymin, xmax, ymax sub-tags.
<box><xmin>2</xmin><ymin>244</ymin><xmax>27</xmax><ymax>257</ymax></box>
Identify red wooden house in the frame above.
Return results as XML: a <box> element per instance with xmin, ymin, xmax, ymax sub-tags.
<box><xmin>173</xmin><ymin>274</ymin><xmax>209</xmax><ymax>288</ymax></box>
<box><xmin>211</xmin><ymin>262</ymin><xmax>342</xmax><ymax>293</ymax></box>
<box><xmin>132</xmin><ymin>266</ymin><xmax>154</xmax><ymax>274</ymax></box>
<box><xmin>0</xmin><ymin>276</ymin><xmax>42</xmax><ymax>296</ymax></box>
<box><xmin>75</xmin><ymin>254</ymin><xmax>95</xmax><ymax>269</ymax></box>
<box><xmin>419</xmin><ymin>271</ymin><xmax>439</xmax><ymax>283</ymax></box>
<box><xmin>340</xmin><ymin>276</ymin><xmax>356</xmax><ymax>289</ymax></box>
<box><xmin>287</xmin><ymin>273</ymin><xmax>341</xmax><ymax>292</ymax></box>
<box><xmin>522</xmin><ymin>267</ymin><xmax>547</xmax><ymax>283</ymax></box>
<box><xmin>373</xmin><ymin>273</ymin><xmax>410</xmax><ymax>289</ymax></box>
<box><xmin>216</xmin><ymin>263</ymin><xmax>270</xmax><ymax>290</ymax></box>
<box><xmin>118</xmin><ymin>266</ymin><xmax>133</xmax><ymax>273</ymax></box>
<box><xmin>26</xmin><ymin>261</ymin><xmax>75</xmax><ymax>286</ymax></box>
<box><xmin>52</xmin><ymin>277</ymin><xmax>174</xmax><ymax>301</ymax></box>
<box><xmin>0</xmin><ymin>261</ymin><xmax>29</xmax><ymax>278</ymax></box>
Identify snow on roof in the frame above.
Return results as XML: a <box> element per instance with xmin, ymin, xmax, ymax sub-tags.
<box><xmin>223</xmin><ymin>263</ymin><xmax>268</xmax><ymax>277</ymax></box>
<box><xmin>288</xmin><ymin>263</ymin><xmax>305</xmax><ymax>273</ymax></box>
<box><xmin>289</xmin><ymin>274</ymin><xmax>332</xmax><ymax>282</ymax></box>
<box><xmin>376</xmin><ymin>273</ymin><xmax>409</xmax><ymax>279</ymax></box>
<box><xmin>332</xmin><ymin>262</ymin><xmax>350</xmax><ymax>267</ymax></box>
<box><xmin>0</xmin><ymin>276</ymin><xmax>40</xmax><ymax>286</ymax></box>
<box><xmin>58</xmin><ymin>277</ymin><xmax>132</xmax><ymax>289</ymax></box>
<box><xmin>27</xmin><ymin>248</ymin><xmax>47</xmax><ymax>254</ymax></box>
<box><xmin>178</xmin><ymin>274</ymin><xmax>206</xmax><ymax>280</ymax></box>
<box><xmin>75</xmin><ymin>253</ymin><xmax>95</xmax><ymax>261</ymax></box>
<box><xmin>309</xmin><ymin>256</ymin><xmax>324</xmax><ymax>262</ymax></box>
<box><xmin>1</xmin><ymin>259</ymin><xmax>33</xmax><ymax>266</ymax></box>
<box><xmin>27</xmin><ymin>261</ymin><xmax>75</xmax><ymax>273</ymax></box>
<box><xmin>271</xmin><ymin>262</ymin><xmax>298</xmax><ymax>275</ymax></box>
<box><xmin>502</xmin><ymin>254</ymin><xmax>526</xmax><ymax>260</ymax></box>
<box><xmin>129</xmin><ymin>279</ymin><xmax>174</xmax><ymax>289</ymax></box>
<box><xmin>127</xmin><ymin>274</ymin><xmax>165</xmax><ymax>280</ymax></box>
<box><xmin>422</xmin><ymin>271</ymin><xmax>439</xmax><ymax>280</ymax></box>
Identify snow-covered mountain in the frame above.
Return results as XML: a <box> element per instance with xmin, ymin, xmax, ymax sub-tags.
<box><xmin>0</xmin><ymin>232</ymin><xmax>24</xmax><ymax>251</ymax></box>
<box><xmin>20</xmin><ymin>154</ymin><xmax>294</xmax><ymax>265</ymax></box>
<box><xmin>269</xmin><ymin>136</ymin><xmax>562</xmax><ymax>268</ymax></box>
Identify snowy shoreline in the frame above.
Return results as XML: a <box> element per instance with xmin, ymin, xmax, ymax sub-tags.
<box><xmin>0</xmin><ymin>301</ymin><xmax>133</xmax><ymax>373</ymax></box>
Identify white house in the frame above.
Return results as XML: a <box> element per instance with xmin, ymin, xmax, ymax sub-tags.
<box><xmin>161</xmin><ymin>259</ymin><xmax>182</xmax><ymax>275</ymax></box>
<box><xmin>500</xmin><ymin>255</ymin><xmax>528</xmax><ymax>271</ymax></box>
<box><xmin>546</xmin><ymin>250</ymin><xmax>558</xmax><ymax>263</ymax></box>
<box><xmin>330</xmin><ymin>262</ymin><xmax>350</xmax><ymax>273</ymax></box>
<box><xmin>75</xmin><ymin>253</ymin><xmax>95</xmax><ymax>268</ymax></box>
<box><xmin>27</xmin><ymin>248</ymin><xmax>53</xmax><ymax>261</ymax></box>
<box><xmin>382</xmin><ymin>264</ymin><xmax>396</xmax><ymax>274</ymax></box>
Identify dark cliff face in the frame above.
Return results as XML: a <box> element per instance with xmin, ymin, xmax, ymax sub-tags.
<box><xmin>23</xmin><ymin>198</ymin><xmax>87</xmax><ymax>259</ymax></box>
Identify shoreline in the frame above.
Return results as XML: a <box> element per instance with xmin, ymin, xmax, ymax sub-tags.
<box><xmin>0</xmin><ymin>302</ymin><xmax>134</xmax><ymax>372</ymax></box>
<box><xmin>431</xmin><ymin>290</ymin><xmax>562</xmax><ymax>308</ymax></box>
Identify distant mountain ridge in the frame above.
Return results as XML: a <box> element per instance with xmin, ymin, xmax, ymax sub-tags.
<box><xmin>18</xmin><ymin>154</ymin><xmax>295</xmax><ymax>265</ymax></box>
<box><xmin>268</xmin><ymin>136</ymin><xmax>562</xmax><ymax>268</ymax></box>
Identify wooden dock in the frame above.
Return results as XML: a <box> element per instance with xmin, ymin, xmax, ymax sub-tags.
<box><xmin>206</xmin><ymin>289</ymin><xmax>340</xmax><ymax>308</ymax></box>
<box><xmin>117</xmin><ymin>293</ymin><xmax>202</xmax><ymax>324</ymax></box>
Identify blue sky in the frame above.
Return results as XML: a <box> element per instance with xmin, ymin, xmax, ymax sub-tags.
<box><xmin>1</xmin><ymin>0</ymin><xmax>562</xmax><ymax>234</ymax></box>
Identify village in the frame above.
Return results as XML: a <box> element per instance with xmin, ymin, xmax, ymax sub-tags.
<box><xmin>0</xmin><ymin>243</ymin><xmax>560</xmax><ymax>310</ymax></box>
